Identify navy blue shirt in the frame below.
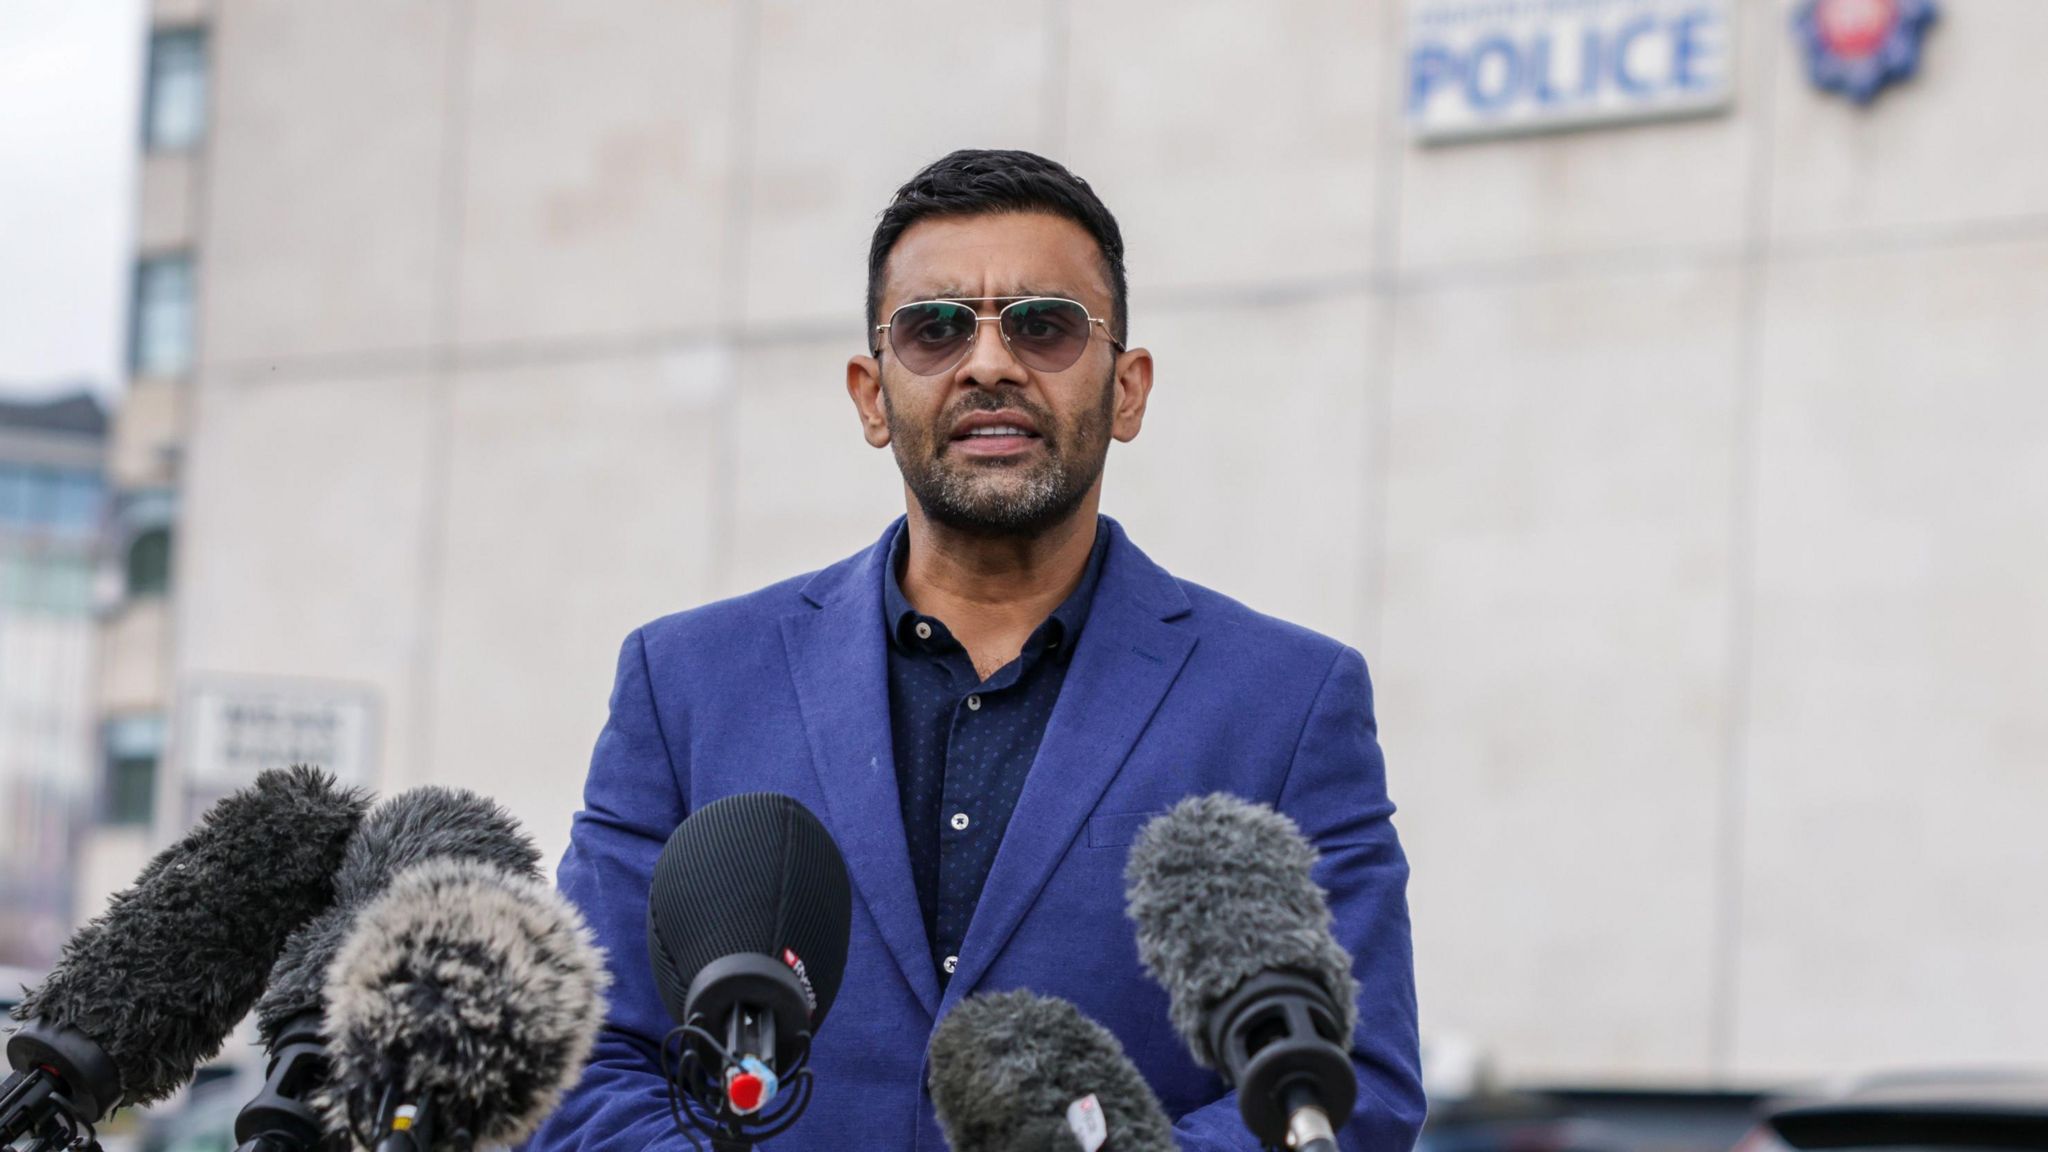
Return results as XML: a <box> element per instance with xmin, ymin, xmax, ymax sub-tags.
<box><xmin>883</xmin><ymin>518</ymin><xmax>1108</xmax><ymax>985</ymax></box>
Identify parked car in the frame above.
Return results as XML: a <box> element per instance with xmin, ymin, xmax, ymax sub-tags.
<box><xmin>134</xmin><ymin>1060</ymin><xmax>260</xmax><ymax>1152</ymax></box>
<box><xmin>1422</xmin><ymin>1087</ymin><xmax>1764</xmax><ymax>1152</ymax></box>
<box><xmin>1734</xmin><ymin>1070</ymin><xmax>2048</xmax><ymax>1151</ymax></box>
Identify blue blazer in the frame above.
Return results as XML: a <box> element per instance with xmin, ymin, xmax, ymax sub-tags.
<box><xmin>524</xmin><ymin>518</ymin><xmax>1424</xmax><ymax>1151</ymax></box>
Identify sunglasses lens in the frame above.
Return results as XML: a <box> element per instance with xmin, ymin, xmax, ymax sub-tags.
<box><xmin>889</xmin><ymin>301</ymin><xmax>977</xmax><ymax>375</ymax></box>
<box><xmin>1001</xmin><ymin>299</ymin><xmax>1093</xmax><ymax>372</ymax></box>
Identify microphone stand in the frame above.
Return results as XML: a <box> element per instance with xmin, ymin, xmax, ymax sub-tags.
<box><xmin>231</xmin><ymin>1013</ymin><xmax>329</xmax><ymax>1152</ymax></box>
<box><xmin>1207</xmin><ymin>971</ymin><xmax>1355</xmax><ymax>1152</ymax></box>
<box><xmin>0</xmin><ymin>1067</ymin><xmax>59</xmax><ymax>1146</ymax></box>
<box><xmin>3</xmin><ymin>1021</ymin><xmax>119</xmax><ymax>1152</ymax></box>
<box><xmin>363</xmin><ymin>1087</ymin><xmax>473</xmax><ymax>1152</ymax></box>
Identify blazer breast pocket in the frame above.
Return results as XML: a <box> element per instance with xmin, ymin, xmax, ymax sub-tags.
<box><xmin>1086</xmin><ymin>809</ymin><xmax>1163</xmax><ymax>849</ymax></box>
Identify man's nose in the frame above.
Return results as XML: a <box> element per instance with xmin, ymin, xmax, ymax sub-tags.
<box><xmin>955</xmin><ymin>316</ymin><xmax>1025</xmax><ymax>387</ymax></box>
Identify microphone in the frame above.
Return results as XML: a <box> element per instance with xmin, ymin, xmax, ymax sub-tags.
<box><xmin>645</xmin><ymin>793</ymin><xmax>852</xmax><ymax>1151</ymax></box>
<box><xmin>233</xmin><ymin>786</ymin><xmax>544</xmax><ymax>1152</ymax></box>
<box><xmin>317</xmin><ymin>857</ymin><xmax>609</xmax><ymax>1152</ymax></box>
<box><xmin>1124</xmin><ymin>795</ymin><xmax>1359</xmax><ymax>1152</ymax></box>
<box><xmin>2</xmin><ymin>766</ymin><xmax>370</xmax><ymax>1151</ymax></box>
<box><xmin>928</xmin><ymin>990</ymin><xmax>1174</xmax><ymax>1152</ymax></box>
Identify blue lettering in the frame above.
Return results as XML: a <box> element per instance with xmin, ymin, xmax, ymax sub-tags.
<box><xmin>1412</xmin><ymin>7</ymin><xmax>1729</xmax><ymax>127</ymax></box>
<box><xmin>1529</xmin><ymin>30</ymin><xmax>1562</xmax><ymax>105</ymax></box>
<box><xmin>1409</xmin><ymin>43</ymin><xmax>1462</xmax><ymax>112</ymax></box>
<box><xmin>1464</xmin><ymin>36</ymin><xmax>1522</xmax><ymax>112</ymax></box>
<box><xmin>1610</xmin><ymin>16</ymin><xmax>1659</xmax><ymax>96</ymax></box>
<box><xmin>1672</xmin><ymin>8</ymin><xmax>1720</xmax><ymax>90</ymax></box>
<box><xmin>1579</xmin><ymin>26</ymin><xmax>1604</xmax><ymax>97</ymax></box>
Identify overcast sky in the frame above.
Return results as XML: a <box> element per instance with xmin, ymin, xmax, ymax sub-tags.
<box><xmin>0</xmin><ymin>0</ymin><xmax>143</xmax><ymax>401</ymax></box>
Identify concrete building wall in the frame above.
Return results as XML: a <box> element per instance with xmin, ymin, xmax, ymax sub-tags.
<box><xmin>166</xmin><ymin>0</ymin><xmax>2048</xmax><ymax>1085</ymax></box>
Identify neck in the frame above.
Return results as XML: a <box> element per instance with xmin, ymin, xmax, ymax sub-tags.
<box><xmin>898</xmin><ymin>490</ymin><xmax>1101</xmax><ymax>678</ymax></box>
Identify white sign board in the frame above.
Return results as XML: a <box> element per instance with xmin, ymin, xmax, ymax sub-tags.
<box><xmin>1408</xmin><ymin>0</ymin><xmax>1735</xmax><ymax>141</ymax></box>
<box><xmin>184</xmin><ymin>679</ymin><xmax>378</xmax><ymax>794</ymax></box>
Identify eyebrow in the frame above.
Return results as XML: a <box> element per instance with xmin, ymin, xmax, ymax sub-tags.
<box><xmin>906</xmin><ymin>287</ymin><xmax>1075</xmax><ymax>304</ymax></box>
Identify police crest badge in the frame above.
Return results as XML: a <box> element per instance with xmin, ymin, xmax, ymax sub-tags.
<box><xmin>1794</xmin><ymin>0</ymin><xmax>1939</xmax><ymax>105</ymax></box>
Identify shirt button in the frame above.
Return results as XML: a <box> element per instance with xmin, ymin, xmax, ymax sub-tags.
<box><xmin>915</xmin><ymin>621</ymin><xmax>932</xmax><ymax>640</ymax></box>
<box><xmin>966</xmin><ymin>694</ymin><xmax>982</xmax><ymax>711</ymax></box>
<box><xmin>943</xmin><ymin>955</ymin><xmax>959</xmax><ymax>974</ymax></box>
<box><xmin>950</xmin><ymin>812</ymin><xmax>970</xmax><ymax>831</ymax></box>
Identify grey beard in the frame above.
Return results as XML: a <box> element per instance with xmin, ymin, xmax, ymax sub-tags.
<box><xmin>908</xmin><ymin>447</ymin><xmax>1085</xmax><ymax>536</ymax></box>
<box><xmin>886</xmin><ymin>385</ymin><xmax>1111</xmax><ymax>538</ymax></box>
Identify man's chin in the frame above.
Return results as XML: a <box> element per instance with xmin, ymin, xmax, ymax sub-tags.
<box><xmin>912</xmin><ymin>482</ymin><xmax>1081</xmax><ymax>538</ymax></box>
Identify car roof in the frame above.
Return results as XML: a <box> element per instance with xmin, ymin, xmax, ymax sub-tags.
<box><xmin>1836</xmin><ymin>1069</ymin><xmax>2048</xmax><ymax>1107</ymax></box>
<box><xmin>1769</xmin><ymin>1069</ymin><xmax>2048</xmax><ymax>1150</ymax></box>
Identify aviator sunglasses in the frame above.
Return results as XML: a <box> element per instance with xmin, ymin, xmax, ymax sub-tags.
<box><xmin>874</xmin><ymin>296</ymin><xmax>1123</xmax><ymax>377</ymax></box>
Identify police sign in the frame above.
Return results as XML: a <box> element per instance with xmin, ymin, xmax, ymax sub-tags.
<box><xmin>1408</xmin><ymin>0</ymin><xmax>1735</xmax><ymax>141</ymax></box>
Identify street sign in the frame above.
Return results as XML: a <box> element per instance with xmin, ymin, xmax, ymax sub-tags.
<box><xmin>183</xmin><ymin>677</ymin><xmax>378</xmax><ymax>796</ymax></box>
<box><xmin>1408</xmin><ymin>0</ymin><xmax>1736</xmax><ymax>142</ymax></box>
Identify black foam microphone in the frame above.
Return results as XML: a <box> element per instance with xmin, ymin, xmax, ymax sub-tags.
<box><xmin>233</xmin><ymin>787</ymin><xmax>545</xmax><ymax>1152</ymax></box>
<box><xmin>2</xmin><ymin>766</ymin><xmax>370</xmax><ymax>1151</ymax></box>
<box><xmin>1124</xmin><ymin>795</ymin><xmax>1360</xmax><ymax>1152</ymax></box>
<box><xmin>646</xmin><ymin>793</ymin><xmax>852</xmax><ymax>1152</ymax></box>
<box><xmin>928</xmin><ymin>990</ymin><xmax>1175</xmax><ymax>1152</ymax></box>
<box><xmin>318</xmin><ymin>858</ymin><xmax>609</xmax><ymax>1152</ymax></box>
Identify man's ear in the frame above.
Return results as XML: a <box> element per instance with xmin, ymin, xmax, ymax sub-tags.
<box><xmin>1110</xmin><ymin>346</ymin><xmax>1154</xmax><ymax>443</ymax></box>
<box><xmin>847</xmin><ymin>354</ymin><xmax>891</xmax><ymax>448</ymax></box>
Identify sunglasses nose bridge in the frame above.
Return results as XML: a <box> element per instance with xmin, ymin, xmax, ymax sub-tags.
<box><xmin>949</xmin><ymin>310</ymin><xmax>1027</xmax><ymax>380</ymax></box>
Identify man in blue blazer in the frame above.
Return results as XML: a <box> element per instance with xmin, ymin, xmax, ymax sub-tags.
<box><xmin>526</xmin><ymin>150</ymin><xmax>1423</xmax><ymax>1151</ymax></box>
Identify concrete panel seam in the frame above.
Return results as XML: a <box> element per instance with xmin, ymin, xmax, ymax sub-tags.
<box><xmin>1709</xmin><ymin>0</ymin><xmax>1785</xmax><ymax>1078</ymax></box>
<box><xmin>407</xmin><ymin>0</ymin><xmax>476</xmax><ymax>794</ymax></box>
<box><xmin>710</xmin><ymin>0</ymin><xmax>763</xmax><ymax>599</ymax></box>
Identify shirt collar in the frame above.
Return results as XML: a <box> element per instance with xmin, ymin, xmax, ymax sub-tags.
<box><xmin>884</xmin><ymin>517</ymin><xmax>1109</xmax><ymax>659</ymax></box>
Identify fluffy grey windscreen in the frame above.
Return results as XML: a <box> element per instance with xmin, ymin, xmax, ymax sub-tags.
<box><xmin>12</xmin><ymin>765</ymin><xmax>370</xmax><ymax>1105</ymax></box>
<box><xmin>928</xmin><ymin>990</ymin><xmax>1175</xmax><ymax>1152</ymax></box>
<box><xmin>1122</xmin><ymin>793</ymin><xmax>1359</xmax><ymax>1067</ymax></box>
<box><xmin>256</xmin><ymin>785</ymin><xmax>544</xmax><ymax>1047</ymax></box>
<box><xmin>318</xmin><ymin>857</ymin><xmax>609</xmax><ymax>1150</ymax></box>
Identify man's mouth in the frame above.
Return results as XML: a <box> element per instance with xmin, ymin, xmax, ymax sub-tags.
<box><xmin>947</xmin><ymin>414</ymin><xmax>1043</xmax><ymax>456</ymax></box>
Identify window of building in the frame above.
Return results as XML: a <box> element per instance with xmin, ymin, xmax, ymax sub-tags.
<box><xmin>126</xmin><ymin>526</ymin><xmax>173</xmax><ymax>598</ymax></box>
<box><xmin>52</xmin><ymin>471</ymin><xmax>105</xmax><ymax>534</ymax></box>
<box><xmin>0</xmin><ymin>465</ymin><xmax>29</xmax><ymax>524</ymax></box>
<box><xmin>143</xmin><ymin>27</ymin><xmax>208</xmax><ymax>152</ymax></box>
<box><xmin>102</xmin><ymin>715</ymin><xmax>167</xmax><ymax>827</ymax></box>
<box><xmin>0</xmin><ymin>556</ymin><xmax>24</xmax><ymax>607</ymax></box>
<box><xmin>132</xmin><ymin>254</ymin><xmax>196</xmax><ymax>377</ymax></box>
<box><xmin>12</xmin><ymin>557</ymin><xmax>94</xmax><ymax>615</ymax></box>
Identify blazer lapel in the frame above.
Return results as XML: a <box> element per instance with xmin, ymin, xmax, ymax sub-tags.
<box><xmin>940</xmin><ymin>521</ymin><xmax>1195</xmax><ymax>1011</ymax></box>
<box><xmin>780</xmin><ymin>521</ymin><xmax>942</xmax><ymax>1017</ymax></box>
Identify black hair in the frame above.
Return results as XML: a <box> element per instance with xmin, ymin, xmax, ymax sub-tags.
<box><xmin>865</xmin><ymin>148</ymin><xmax>1129</xmax><ymax>350</ymax></box>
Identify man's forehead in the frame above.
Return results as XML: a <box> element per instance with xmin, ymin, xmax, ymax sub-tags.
<box><xmin>882</xmin><ymin>213</ymin><xmax>1110</xmax><ymax>309</ymax></box>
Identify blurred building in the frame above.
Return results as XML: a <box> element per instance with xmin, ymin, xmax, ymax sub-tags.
<box><xmin>0</xmin><ymin>392</ymin><xmax>106</xmax><ymax>966</ymax></box>
<box><xmin>77</xmin><ymin>1</ymin><xmax>198</xmax><ymax>933</ymax></box>
<box><xmin>111</xmin><ymin>0</ymin><xmax>2047</xmax><ymax>1089</ymax></box>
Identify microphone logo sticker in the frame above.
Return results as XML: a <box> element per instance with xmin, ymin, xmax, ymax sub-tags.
<box><xmin>782</xmin><ymin>948</ymin><xmax>818</xmax><ymax>1012</ymax></box>
<box><xmin>1065</xmin><ymin>1094</ymin><xmax>1108</xmax><ymax>1152</ymax></box>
